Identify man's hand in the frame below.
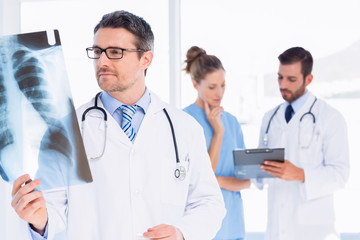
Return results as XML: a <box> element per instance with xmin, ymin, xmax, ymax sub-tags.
<box><xmin>11</xmin><ymin>174</ymin><xmax>48</xmax><ymax>235</ymax></box>
<box><xmin>261</xmin><ymin>160</ymin><xmax>305</xmax><ymax>182</ymax></box>
<box><xmin>142</xmin><ymin>224</ymin><xmax>184</xmax><ymax>240</ymax></box>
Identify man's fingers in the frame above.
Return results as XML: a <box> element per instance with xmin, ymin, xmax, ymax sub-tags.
<box><xmin>18</xmin><ymin>197</ymin><xmax>46</xmax><ymax>220</ymax></box>
<box><xmin>11</xmin><ymin>179</ymin><xmax>41</xmax><ymax>208</ymax></box>
<box><xmin>147</xmin><ymin>224</ymin><xmax>167</xmax><ymax>231</ymax></box>
<box><xmin>12</xmin><ymin>174</ymin><xmax>30</xmax><ymax>197</ymax></box>
<box><xmin>14</xmin><ymin>190</ymin><xmax>44</xmax><ymax>211</ymax></box>
<box><xmin>262</xmin><ymin>165</ymin><xmax>278</xmax><ymax>173</ymax></box>
<box><xmin>144</xmin><ymin>224</ymin><xmax>176</xmax><ymax>239</ymax></box>
<box><xmin>263</xmin><ymin>160</ymin><xmax>283</xmax><ymax>168</ymax></box>
<box><xmin>261</xmin><ymin>161</ymin><xmax>284</xmax><ymax>175</ymax></box>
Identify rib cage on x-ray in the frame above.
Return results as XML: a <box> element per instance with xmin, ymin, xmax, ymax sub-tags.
<box><xmin>11</xmin><ymin>48</ymin><xmax>72</xmax><ymax>160</ymax></box>
<box><xmin>0</xmin><ymin>33</ymin><xmax>73</xmax><ymax>183</ymax></box>
<box><xmin>0</xmin><ymin>30</ymin><xmax>92</xmax><ymax>189</ymax></box>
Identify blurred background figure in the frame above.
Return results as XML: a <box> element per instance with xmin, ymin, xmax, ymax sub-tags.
<box><xmin>258</xmin><ymin>47</ymin><xmax>350</xmax><ymax>240</ymax></box>
<box><xmin>183</xmin><ymin>46</ymin><xmax>250</xmax><ymax>240</ymax></box>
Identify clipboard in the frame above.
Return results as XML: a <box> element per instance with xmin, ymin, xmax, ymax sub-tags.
<box><xmin>233</xmin><ymin>148</ymin><xmax>284</xmax><ymax>179</ymax></box>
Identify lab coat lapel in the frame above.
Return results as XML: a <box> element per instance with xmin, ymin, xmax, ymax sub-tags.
<box><xmin>96</xmin><ymin>98</ymin><xmax>133</xmax><ymax>147</ymax></box>
<box><xmin>275</xmin><ymin>92</ymin><xmax>317</xmax><ymax>157</ymax></box>
<box><xmin>270</xmin><ymin>93</ymin><xmax>315</xmax><ymax>146</ymax></box>
<box><xmin>287</xmin><ymin>92</ymin><xmax>316</xmax><ymax>127</ymax></box>
<box><xmin>278</xmin><ymin>92</ymin><xmax>316</xmax><ymax>127</ymax></box>
<box><xmin>133</xmin><ymin>91</ymin><xmax>166</xmax><ymax>146</ymax></box>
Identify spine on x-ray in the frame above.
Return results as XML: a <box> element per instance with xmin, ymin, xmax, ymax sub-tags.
<box><xmin>0</xmin><ymin>59</ymin><xmax>14</xmax><ymax>151</ymax></box>
<box><xmin>11</xmin><ymin>48</ymin><xmax>72</xmax><ymax>159</ymax></box>
<box><xmin>0</xmin><ymin>49</ymin><xmax>12</xmax><ymax>181</ymax></box>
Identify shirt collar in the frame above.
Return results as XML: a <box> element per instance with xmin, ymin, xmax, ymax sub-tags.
<box><xmin>135</xmin><ymin>88</ymin><xmax>151</xmax><ymax>114</ymax></box>
<box><xmin>286</xmin><ymin>89</ymin><xmax>310</xmax><ymax>113</ymax></box>
<box><xmin>100</xmin><ymin>87</ymin><xmax>151</xmax><ymax>115</ymax></box>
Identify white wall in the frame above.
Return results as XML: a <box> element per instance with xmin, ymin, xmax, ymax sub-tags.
<box><xmin>1</xmin><ymin>0</ymin><xmax>359</xmax><ymax>237</ymax></box>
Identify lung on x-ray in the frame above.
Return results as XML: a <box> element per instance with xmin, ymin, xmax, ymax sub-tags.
<box><xmin>0</xmin><ymin>30</ymin><xmax>92</xmax><ymax>190</ymax></box>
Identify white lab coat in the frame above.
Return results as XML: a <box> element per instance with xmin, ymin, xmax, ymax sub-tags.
<box><xmin>257</xmin><ymin>92</ymin><xmax>349</xmax><ymax>240</ymax></box>
<box><xmin>41</xmin><ymin>91</ymin><xmax>226</xmax><ymax>240</ymax></box>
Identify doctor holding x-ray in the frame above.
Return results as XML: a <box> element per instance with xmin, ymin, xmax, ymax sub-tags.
<box><xmin>11</xmin><ymin>10</ymin><xmax>225</xmax><ymax>240</ymax></box>
<box><xmin>256</xmin><ymin>47</ymin><xmax>349</xmax><ymax>240</ymax></box>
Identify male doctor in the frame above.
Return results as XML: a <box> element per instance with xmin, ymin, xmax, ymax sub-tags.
<box><xmin>11</xmin><ymin>10</ymin><xmax>226</xmax><ymax>240</ymax></box>
<box><xmin>257</xmin><ymin>47</ymin><xmax>349</xmax><ymax>240</ymax></box>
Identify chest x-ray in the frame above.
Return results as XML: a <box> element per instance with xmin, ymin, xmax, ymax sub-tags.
<box><xmin>0</xmin><ymin>30</ymin><xmax>92</xmax><ymax>190</ymax></box>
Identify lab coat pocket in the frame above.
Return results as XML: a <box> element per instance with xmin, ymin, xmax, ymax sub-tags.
<box><xmin>160</xmin><ymin>171</ymin><xmax>189</xmax><ymax>224</ymax></box>
<box><xmin>161</xmin><ymin>164</ymin><xmax>190</xmax><ymax>206</ymax></box>
<box><xmin>297</xmin><ymin>196</ymin><xmax>335</xmax><ymax>224</ymax></box>
<box><xmin>298</xmin><ymin>130</ymin><xmax>322</xmax><ymax>166</ymax></box>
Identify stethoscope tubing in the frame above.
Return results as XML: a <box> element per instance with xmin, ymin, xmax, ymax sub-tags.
<box><xmin>163</xmin><ymin>108</ymin><xmax>180</xmax><ymax>164</ymax></box>
<box><xmin>81</xmin><ymin>92</ymin><xmax>108</xmax><ymax>122</ymax></box>
<box><xmin>81</xmin><ymin>92</ymin><xmax>108</xmax><ymax>160</ymax></box>
<box><xmin>264</xmin><ymin>97</ymin><xmax>317</xmax><ymax>146</ymax></box>
<box><xmin>81</xmin><ymin>92</ymin><xmax>185</xmax><ymax>180</ymax></box>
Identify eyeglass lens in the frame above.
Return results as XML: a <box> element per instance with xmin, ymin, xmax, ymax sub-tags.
<box><xmin>87</xmin><ymin>47</ymin><xmax>123</xmax><ymax>59</ymax></box>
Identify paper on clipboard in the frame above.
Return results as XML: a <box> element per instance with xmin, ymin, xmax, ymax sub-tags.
<box><xmin>233</xmin><ymin>148</ymin><xmax>284</xmax><ymax>179</ymax></box>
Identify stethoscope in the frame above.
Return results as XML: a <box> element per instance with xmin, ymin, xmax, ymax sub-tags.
<box><xmin>81</xmin><ymin>92</ymin><xmax>186</xmax><ymax>181</ymax></box>
<box><xmin>263</xmin><ymin>97</ymin><xmax>317</xmax><ymax>149</ymax></box>
<box><xmin>81</xmin><ymin>92</ymin><xmax>107</xmax><ymax>160</ymax></box>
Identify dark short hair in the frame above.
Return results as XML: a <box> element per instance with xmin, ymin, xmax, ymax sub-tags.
<box><xmin>94</xmin><ymin>10</ymin><xmax>154</xmax><ymax>53</ymax></box>
<box><xmin>278</xmin><ymin>47</ymin><xmax>313</xmax><ymax>79</ymax></box>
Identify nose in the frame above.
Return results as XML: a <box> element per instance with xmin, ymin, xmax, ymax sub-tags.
<box><xmin>97</xmin><ymin>52</ymin><xmax>110</xmax><ymax>67</ymax></box>
<box><xmin>216</xmin><ymin>87</ymin><xmax>224</xmax><ymax>97</ymax></box>
<box><xmin>279</xmin><ymin>78</ymin><xmax>288</xmax><ymax>89</ymax></box>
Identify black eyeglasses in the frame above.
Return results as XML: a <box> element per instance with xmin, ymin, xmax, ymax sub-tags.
<box><xmin>86</xmin><ymin>47</ymin><xmax>146</xmax><ymax>59</ymax></box>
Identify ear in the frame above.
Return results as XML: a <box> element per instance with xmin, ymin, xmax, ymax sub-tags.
<box><xmin>192</xmin><ymin>79</ymin><xmax>199</xmax><ymax>90</ymax></box>
<box><xmin>140</xmin><ymin>50</ymin><xmax>153</xmax><ymax>70</ymax></box>
<box><xmin>305</xmin><ymin>74</ymin><xmax>313</xmax><ymax>87</ymax></box>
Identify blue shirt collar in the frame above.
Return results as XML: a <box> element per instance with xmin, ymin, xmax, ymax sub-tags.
<box><xmin>100</xmin><ymin>87</ymin><xmax>151</xmax><ymax>115</ymax></box>
<box><xmin>286</xmin><ymin>90</ymin><xmax>310</xmax><ymax>113</ymax></box>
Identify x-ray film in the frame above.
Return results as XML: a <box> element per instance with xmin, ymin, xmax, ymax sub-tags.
<box><xmin>0</xmin><ymin>30</ymin><xmax>92</xmax><ymax>190</ymax></box>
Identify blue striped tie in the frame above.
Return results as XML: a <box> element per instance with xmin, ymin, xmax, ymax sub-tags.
<box><xmin>120</xmin><ymin>105</ymin><xmax>138</xmax><ymax>142</ymax></box>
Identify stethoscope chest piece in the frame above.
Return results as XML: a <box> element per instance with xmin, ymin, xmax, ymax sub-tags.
<box><xmin>174</xmin><ymin>164</ymin><xmax>186</xmax><ymax>181</ymax></box>
<box><xmin>163</xmin><ymin>108</ymin><xmax>187</xmax><ymax>181</ymax></box>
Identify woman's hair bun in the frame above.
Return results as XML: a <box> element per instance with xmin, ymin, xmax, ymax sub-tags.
<box><xmin>184</xmin><ymin>46</ymin><xmax>206</xmax><ymax>73</ymax></box>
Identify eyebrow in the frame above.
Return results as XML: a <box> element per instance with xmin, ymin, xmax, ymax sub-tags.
<box><xmin>92</xmin><ymin>45</ymin><xmax>123</xmax><ymax>49</ymax></box>
<box><xmin>278</xmin><ymin>73</ymin><xmax>297</xmax><ymax>79</ymax></box>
